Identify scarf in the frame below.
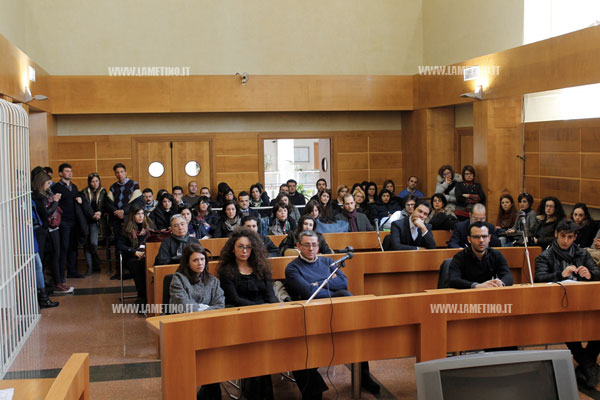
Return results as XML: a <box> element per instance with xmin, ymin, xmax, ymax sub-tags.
<box><xmin>343</xmin><ymin>209</ymin><xmax>359</xmax><ymax>232</ymax></box>
<box><xmin>277</xmin><ymin>219</ymin><xmax>291</xmax><ymax>234</ymax></box>
<box><xmin>251</xmin><ymin>199</ymin><xmax>263</xmax><ymax>207</ymax></box>
<box><xmin>550</xmin><ymin>239</ymin><xmax>577</xmax><ymax>279</ymax></box>
<box><xmin>130</xmin><ymin>222</ymin><xmax>148</xmax><ymax>248</ymax></box>
<box><xmin>224</xmin><ymin>216</ymin><xmax>240</xmax><ymax>232</ymax></box>
<box><xmin>172</xmin><ymin>233</ymin><xmax>191</xmax><ymax>260</ymax></box>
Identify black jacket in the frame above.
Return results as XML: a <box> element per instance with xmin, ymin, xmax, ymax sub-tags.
<box><xmin>154</xmin><ymin>235</ymin><xmax>201</xmax><ymax>265</ymax></box>
<box><xmin>288</xmin><ymin>191</ymin><xmax>306</xmax><ymax>206</ymax></box>
<box><xmin>448</xmin><ymin>247</ymin><xmax>513</xmax><ymax>289</ymax></box>
<box><xmin>389</xmin><ymin>218</ymin><xmax>436</xmax><ymax>251</ymax></box>
<box><xmin>534</xmin><ymin>240</ymin><xmax>600</xmax><ymax>282</ymax></box>
<box><xmin>448</xmin><ymin>219</ymin><xmax>502</xmax><ymax>248</ymax></box>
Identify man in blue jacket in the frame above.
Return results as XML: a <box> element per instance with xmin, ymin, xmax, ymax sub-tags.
<box><xmin>448</xmin><ymin>203</ymin><xmax>502</xmax><ymax>248</ymax></box>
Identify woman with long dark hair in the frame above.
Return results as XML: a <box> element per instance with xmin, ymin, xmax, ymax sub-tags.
<box><xmin>218</xmin><ymin>228</ymin><xmax>277</xmax><ymax>400</ymax></box>
<box><xmin>213</xmin><ymin>199</ymin><xmax>241</xmax><ymax>238</ymax></box>
<box><xmin>268</xmin><ymin>202</ymin><xmax>297</xmax><ymax>235</ymax></box>
<box><xmin>278</xmin><ymin>215</ymin><xmax>332</xmax><ymax>255</ymax></box>
<box><xmin>150</xmin><ymin>192</ymin><xmax>176</xmax><ymax>231</ymax></box>
<box><xmin>532</xmin><ymin>196</ymin><xmax>566</xmax><ymax>249</ymax></box>
<box><xmin>318</xmin><ymin>189</ymin><xmax>335</xmax><ymax>222</ymax></box>
<box><xmin>366</xmin><ymin>182</ymin><xmax>378</xmax><ymax>204</ymax></box>
<box><xmin>426</xmin><ymin>193</ymin><xmax>457</xmax><ymax>230</ymax></box>
<box><xmin>179</xmin><ymin>205</ymin><xmax>209</xmax><ymax>239</ymax></box>
<box><xmin>116</xmin><ymin>206</ymin><xmax>155</xmax><ymax>300</ymax></box>
<box><xmin>507</xmin><ymin>192</ymin><xmax>537</xmax><ymax>246</ymax></box>
<box><xmin>194</xmin><ymin>196</ymin><xmax>217</xmax><ymax>236</ymax></box>
<box><xmin>273</xmin><ymin>193</ymin><xmax>300</xmax><ymax>222</ymax></box>
<box><xmin>496</xmin><ymin>194</ymin><xmax>518</xmax><ymax>232</ymax></box>
<box><xmin>82</xmin><ymin>172</ymin><xmax>107</xmax><ymax>275</ymax></box>
<box><xmin>571</xmin><ymin>203</ymin><xmax>597</xmax><ymax>248</ymax></box>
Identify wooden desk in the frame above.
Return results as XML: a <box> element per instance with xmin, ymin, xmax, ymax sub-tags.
<box><xmin>147</xmin><ymin>283</ymin><xmax>600</xmax><ymax>399</ymax></box>
<box><xmin>0</xmin><ymin>353</ymin><xmax>90</xmax><ymax>400</ymax></box>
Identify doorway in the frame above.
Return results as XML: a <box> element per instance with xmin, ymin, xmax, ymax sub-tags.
<box><xmin>135</xmin><ymin>139</ymin><xmax>211</xmax><ymax>194</ymax></box>
<box><xmin>263</xmin><ymin>138</ymin><xmax>330</xmax><ymax>200</ymax></box>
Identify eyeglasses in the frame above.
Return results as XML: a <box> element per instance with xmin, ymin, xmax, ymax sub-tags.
<box><xmin>470</xmin><ymin>234</ymin><xmax>489</xmax><ymax>240</ymax></box>
<box><xmin>300</xmin><ymin>243</ymin><xmax>319</xmax><ymax>249</ymax></box>
<box><xmin>236</xmin><ymin>245</ymin><xmax>253</xmax><ymax>252</ymax></box>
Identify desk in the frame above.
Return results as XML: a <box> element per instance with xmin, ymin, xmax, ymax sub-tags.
<box><xmin>147</xmin><ymin>283</ymin><xmax>600</xmax><ymax>399</ymax></box>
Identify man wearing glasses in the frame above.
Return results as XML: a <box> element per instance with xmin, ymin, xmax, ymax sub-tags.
<box><xmin>285</xmin><ymin>230</ymin><xmax>381</xmax><ymax>395</ymax></box>
<box><xmin>448</xmin><ymin>203</ymin><xmax>502</xmax><ymax>248</ymax></box>
<box><xmin>448</xmin><ymin>221</ymin><xmax>513</xmax><ymax>289</ymax></box>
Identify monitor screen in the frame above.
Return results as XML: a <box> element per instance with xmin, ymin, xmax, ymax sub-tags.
<box><xmin>440</xmin><ymin>360</ymin><xmax>559</xmax><ymax>400</ymax></box>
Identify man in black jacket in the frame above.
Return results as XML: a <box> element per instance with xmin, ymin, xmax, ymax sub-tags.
<box><xmin>448</xmin><ymin>203</ymin><xmax>502</xmax><ymax>248</ymax></box>
<box><xmin>389</xmin><ymin>201</ymin><xmax>436</xmax><ymax>250</ymax></box>
<box><xmin>286</xmin><ymin>179</ymin><xmax>306</xmax><ymax>206</ymax></box>
<box><xmin>534</xmin><ymin>219</ymin><xmax>600</xmax><ymax>387</ymax></box>
<box><xmin>241</xmin><ymin>216</ymin><xmax>279</xmax><ymax>257</ymax></box>
<box><xmin>154</xmin><ymin>214</ymin><xmax>201</xmax><ymax>265</ymax></box>
<box><xmin>448</xmin><ymin>221</ymin><xmax>513</xmax><ymax>289</ymax></box>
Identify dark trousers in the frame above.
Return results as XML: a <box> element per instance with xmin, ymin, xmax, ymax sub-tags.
<box><xmin>292</xmin><ymin>369</ymin><xmax>328</xmax><ymax>400</ymax></box>
<box><xmin>44</xmin><ymin>229</ymin><xmax>62</xmax><ymax>284</ymax></box>
<box><xmin>196</xmin><ymin>383</ymin><xmax>221</xmax><ymax>400</ymax></box>
<box><xmin>59</xmin><ymin>219</ymin><xmax>79</xmax><ymax>277</ymax></box>
<box><xmin>124</xmin><ymin>256</ymin><xmax>146</xmax><ymax>299</ymax></box>
<box><xmin>241</xmin><ymin>375</ymin><xmax>274</xmax><ymax>400</ymax></box>
<box><xmin>567</xmin><ymin>341</ymin><xmax>600</xmax><ymax>369</ymax></box>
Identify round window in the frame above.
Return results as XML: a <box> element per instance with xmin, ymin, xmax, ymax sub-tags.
<box><xmin>148</xmin><ymin>161</ymin><xmax>165</xmax><ymax>178</ymax></box>
<box><xmin>185</xmin><ymin>161</ymin><xmax>200</xmax><ymax>177</ymax></box>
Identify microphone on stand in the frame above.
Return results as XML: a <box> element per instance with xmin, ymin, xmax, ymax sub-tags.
<box><xmin>306</xmin><ymin>249</ymin><xmax>354</xmax><ymax>304</ymax></box>
<box><xmin>329</xmin><ymin>249</ymin><xmax>353</xmax><ymax>268</ymax></box>
<box><xmin>519</xmin><ymin>210</ymin><xmax>534</xmax><ymax>286</ymax></box>
<box><xmin>374</xmin><ymin>218</ymin><xmax>384</xmax><ymax>251</ymax></box>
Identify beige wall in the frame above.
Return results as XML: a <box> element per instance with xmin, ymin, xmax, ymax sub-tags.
<box><xmin>56</xmin><ymin>112</ymin><xmax>402</xmax><ymax>136</ymax></box>
<box><xmin>422</xmin><ymin>0</ymin><xmax>524</xmax><ymax>66</ymax></box>
<box><xmin>15</xmin><ymin>0</ymin><xmax>423</xmax><ymax>75</ymax></box>
<box><xmin>454</xmin><ymin>103</ymin><xmax>473</xmax><ymax>127</ymax></box>
<box><xmin>0</xmin><ymin>0</ymin><xmax>26</xmax><ymax>53</ymax></box>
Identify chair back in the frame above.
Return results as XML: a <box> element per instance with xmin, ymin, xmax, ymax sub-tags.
<box><xmin>162</xmin><ymin>274</ymin><xmax>175</xmax><ymax>312</ymax></box>
<box><xmin>437</xmin><ymin>258</ymin><xmax>453</xmax><ymax>289</ymax></box>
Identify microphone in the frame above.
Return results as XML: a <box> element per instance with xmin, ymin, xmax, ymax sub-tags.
<box><xmin>330</xmin><ymin>251</ymin><xmax>354</xmax><ymax>268</ymax></box>
<box><xmin>374</xmin><ymin>218</ymin><xmax>380</xmax><ymax>233</ymax></box>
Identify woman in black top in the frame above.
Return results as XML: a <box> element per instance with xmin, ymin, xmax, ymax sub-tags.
<box><xmin>213</xmin><ymin>200</ymin><xmax>241</xmax><ymax>238</ymax></box>
<box><xmin>150</xmin><ymin>193</ymin><xmax>176</xmax><ymax>231</ymax></box>
<box><xmin>318</xmin><ymin>189</ymin><xmax>335</xmax><ymax>222</ymax></box>
<box><xmin>116</xmin><ymin>206</ymin><xmax>154</xmax><ymax>300</ymax></box>
<box><xmin>179</xmin><ymin>205</ymin><xmax>209</xmax><ymax>239</ymax></box>
<box><xmin>373</xmin><ymin>188</ymin><xmax>401</xmax><ymax>220</ymax></box>
<box><xmin>532</xmin><ymin>196</ymin><xmax>566</xmax><ymax>249</ymax></box>
<box><xmin>279</xmin><ymin>215</ymin><xmax>332</xmax><ymax>256</ymax></box>
<box><xmin>426</xmin><ymin>193</ymin><xmax>457</xmax><ymax>230</ymax></box>
<box><xmin>194</xmin><ymin>196</ymin><xmax>217</xmax><ymax>237</ymax></box>
<box><xmin>455</xmin><ymin>165</ymin><xmax>486</xmax><ymax>220</ymax></box>
<box><xmin>82</xmin><ymin>172</ymin><xmax>107</xmax><ymax>275</ymax></box>
<box><xmin>218</xmin><ymin>228</ymin><xmax>277</xmax><ymax>400</ymax></box>
<box><xmin>365</xmin><ymin>182</ymin><xmax>378</xmax><ymax>204</ymax></box>
<box><xmin>571</xmin><ymin>203</ymin><xmax>597</xmax><ymax>248</ymax></box>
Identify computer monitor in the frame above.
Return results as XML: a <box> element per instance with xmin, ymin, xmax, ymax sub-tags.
<box><xmin>415</xmin><ymin>350</ymin><xmax>578</xmax><ymax>400</ymax></box>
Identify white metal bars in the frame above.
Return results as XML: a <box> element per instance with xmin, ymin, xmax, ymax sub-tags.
<box><xmin>0</xmin><ymin>99</ymin><xmax>39</xmax><ymax>378</ymax></box>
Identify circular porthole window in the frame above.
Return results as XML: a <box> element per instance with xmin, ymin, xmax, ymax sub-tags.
<box><xmin>321</xmin><ymin>157</ymin><xmax>328</xmax><ymax>172</ymax></box>
<box><xmin>185</xmin><ymin>161</ymin><xmax>201</xmax><ymax>177</ymax></box>
<box><xmin>148</xmin><ymin>161</ymin><xmax>165</xmax><ymax>178</ymax></box>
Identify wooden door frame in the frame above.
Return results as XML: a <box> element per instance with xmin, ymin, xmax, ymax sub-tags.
<box><xmin>454</xmin><ymin>127</ymin><xmax>473</xmax><ymax>171</ymax></box>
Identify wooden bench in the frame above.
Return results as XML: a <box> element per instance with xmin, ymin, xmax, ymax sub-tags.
<box><xmin>147</xmin><ymin>283</ymin><xmax>600</xmax><ymax>399</ymax></box>
<box><xmin>0</xmin><ymin>353</ymin><xmax>90</xmax><ymax>400</ymax></box>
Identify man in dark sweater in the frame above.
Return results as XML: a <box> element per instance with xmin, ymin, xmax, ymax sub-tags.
<box><xmin>448</xmin><ymin>221</ymin><xmax>513</xmax><ymax>289</ymax></box>
<box><xmin>53</xmin><ymin>163</ymin><xmax>86</xmax><ymax>279</ymax></box>
<box><xmin>106</xmin><ymin>163</ymin><xmax>142</xmax><ymax>236</ymax></box>
<box><xmin>286</xmin><ymin>179</ymin><xmax>306</xmax><ymax>206</ymax></box>
<box><xmin>534</xmin><ymin>219</ymin><xmax>600</xmax><ymax>387</ymax></box>
<box><xmin>285</xmin><ymin>230</ymin><xmax>381</xmax><ymax>396</ymax></box>
<box><xmin>448</xmin><ymin>203</ymin><xmax>502</xmax><ymax>248</ymax></box>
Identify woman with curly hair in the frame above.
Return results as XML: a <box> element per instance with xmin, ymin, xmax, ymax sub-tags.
<box><xmin>435</xmin><ymin>165</ymin><xmax>462</xmax><ymax>213</ymax></box>
<box><xmin>218</xmin><ymin>227</ymin><xmax>277</xmax><ymax>399</ymax></box>
<box><xmin>532</xmin><ymin>196</ymin><xmax>566</xmax><ymax>249</ymax></box>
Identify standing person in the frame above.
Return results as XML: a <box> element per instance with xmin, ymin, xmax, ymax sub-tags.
<box><xmin>183</xmin><ymin>181</ymin><xmax>200</xmax><ymax>208</ymax></box>
<box><xmin>117</xmin><ymin>207</ymin><xmax>154</xmax><ymax>302</ymax></box>
<box><xmin>534</xmin><ymin>220</ymin><xmax>600</xmax><ymax>388</ymax></box>
<box><xmin>81</xmin><ymin>173</ymin><xmax>107</xmax><ymax>275</ymax></box>
<box><xmin>218</xmin><ymin>228</ymin><xmax>278</xmax><ymax>400</ymax></box>
<box><xmin>106</xmin><ymin>163</ymin><xmax>142</xmax><ymax>238</ymax></box>
<box><xmin>52</xmin><ymin>163</ymin><xmax>86</xmax><ymax>279</ymax></box>
<box><xmin>398</xmin><ymin>176</ymin><xmax>424</xmax><ymax>200</ymax></box>
<box><xmin>32</xmin><ymin>200</ymin><xmax>59</xmax><ymax>308</ymax></box>
<box><xmin>454</xmin><ymin>165</ymin><xmax>485</xmax><ymax>221</ymax></box>
<box><xmin>435</xmin><ymin>165</ymin><xmax>462</xmax><ymax>213</ymax></box>
<box><xmin>286</xmin><ymin>179</ymin><xmax>306</xmax><ymax>206</ymax></box>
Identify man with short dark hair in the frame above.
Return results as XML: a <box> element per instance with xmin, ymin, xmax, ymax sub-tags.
<box><xmin>241</xmin><ymin>215</ymin><xmax>279</xmax><ymax>257</ymax></box>
<box><xmin>286</xmin><ymin>179</ymin><xmax>306</xmax><ymax>206</ymax></box>
<box><xmin>53</xmin><ymin>163</ymin><xmax>86</xmax><ymax>279</ymax></box>
<box><xmin>154</xmin><ymin>214</ymin><xmax>201</xmax><ymax>265</ymax></box>
<box><xmin>448</xmin><ymin>221</ymin><xmax>513</xmax><ymax>289</ymax></box>
<box><xmin>335</xmin><ymin>194</ymin><xmax>374</xmax><ymax>232</ymax></box>
<box><xmin>389</xmin><ymin>201</ymin><xmax>436</xmax><ymax>250</ymax></box>
<box><xmin>142</xmin><ymin>188</ymin><xmax>157</xmax><ymax>213</ymax></box>
<box><xmin>237</xmin><ymin>191</ymin><xmax>259</xmax><ymax>218</ymax></box>
<box><xmin>270</xmin><ymin>184</ymin><xmax>289</xmax><ymax>205</ymax></box>
<box><xmin>183</xmin><ymin>181</ymin><xmax>200</xmax><ymax>208</ymax></box>
<box><xmin>534</xmin><ymin>219</ymin><xmax>600</xmax><ymax>387</ymax></box>
<box><xmin>397</xmin><ymin>176</ymin><xmax>424</xmax><ymax>199</ymax></box>
<box><xmin>172</xmin><ymin>186</ymin><xmax>185</xmax><ymax>210</ymax></box>
<box><xmin>309</xmin><ymin>178</ymin><xmax>328</xmax><ymax>202</ymax></box>
<box><xmin>106</xmin><ymin>163</ymin><xmax>142</xmax><ymax>238</ymax></box>
<box><xmin>285</xmin><ymin>230</ymin><xmax>380</xmax><ymax>395</ymax></box>
<box><xmin>448</xmin><ymin>203</ymin><xmax>502</xmax><ymax>248</ymax></box>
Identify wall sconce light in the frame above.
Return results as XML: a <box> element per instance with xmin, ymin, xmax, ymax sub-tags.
<box><xmin>235</xmin><ymin>72</ymin><xmax>249</xmax><ymax>86</ymax></box>
<box><xmin>22</xmin><ymin>86</ymin><xmax>48</xmax><ymax>104</ymax></box>
<box><xmin>460</xmin><ymin>84</ymin><xmax>483</xmax><ymax>100</ymax></box>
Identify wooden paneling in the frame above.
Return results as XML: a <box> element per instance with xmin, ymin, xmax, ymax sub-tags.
<box><xmin>214</xmin><ymin>136</ymin><xmax>258</xmax><ymax>155</ymax></box>
<box><xmin>581</xmin><ymin>179</ymin><xmax>600</xmax><ymax>206</ymax></box>
<box><xmin>335</xmin><ymin>133</ymin><xmax>369</xmax><ymax>153</ymax></box>
<box><xmin>97</xmin><ymin>137</ymin><xmax>133</xmax><ymax>159</ymax></box>
<box><xmin>136</xmin><ymin>141</ymin><xmax>173</xmax><ymax>195</ymax></box>
<box><xmin>581</xmin><ymin>127</ymin><xmax>600</xmax><ymax>152</ymax></box>
<box><xmin>337</xmin><ymin>156</ymin><xmax>368</xmax><ymax>170</ymax></box>
<box><xmin>50</xmin><ymin>141</ymin><xmax>96</xmax><ymax>160</ymax></box>
<box><xmin>368</xmin><ymin>153</ymin><xmax>401</xmax><ymax>170</ymax></box>
<box><xmin>540</xmin><ymin>178</ymin><xmax>580</xmax><ymax>203</ymax></box>
<box><xmin>29</xmin><ymin>112</ymin><xmax>51</xmax><ymax>168</ymax></box>
<box><xmin>524</xmin><ymin>126</ymin><xmax>539</xmax><ymax>153</ymax></box>
<box><xmin>214</xmin><ymin>172</ymin><xmax>259</xmax><ymax>193</ymax></box>
<box><xmin>539</xmin><ymin>128</ymin><xmax>580</xmax><ymax>153</ymax></box>
<box><xmin>172</xmin><ymin>141</ymin><xmax>211</xmax><ymax>190</ymax></box>
<box><xmin>337</xmin><ymin>170</ymin><xmax>370</xmax><ymax>187</ymax></box>
<box><xmin>524</xmin><ymin>153</ymin><xmax>539</xmax><ymax>176</ymax></box>
<box><xmin>539</xmin><ymin>154</ymin><xmax>580</xmax><ymax>178</ymax></box>
<box><xmin>214</xmin><ymin>155</ymin><xmax>258</xmax><ymax>173</ymax></box>
<box><xmin>524</xmin><ymin>176</ymin><xmax>540</xmax><ymax>200</ymax></box>
<box><xmin>368</xmin><ymin>131</ymin><xmax>401</xmax><ymax>152</ymax></box>
<box><xmin>582</xmin><ymin>154</ymin><xmax>600</xmax><ymax>180</ymax></box>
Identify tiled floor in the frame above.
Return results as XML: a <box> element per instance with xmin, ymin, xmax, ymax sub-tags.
<box><xmin>3</xmin><ymin>260</ymin><xmax>600</xmax><ymax>399</ymax></box>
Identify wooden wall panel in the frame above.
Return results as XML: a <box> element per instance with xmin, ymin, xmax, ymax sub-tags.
<box><xmin>524</xmin><ymin>176</ymin><xmax>540</xmax><ymax>200</ymax></box>
<box><xmin>540</xmin><ymin>178</ymin><xmax>580</xmax><ymax>204</ymax></box>
<box><xmin>214</xmin><ymin>155</ymin><xmax>258</xmax><ymax>173</ymax></box>
<box><xmin>50</xmin><ymin>142</ymin><xmax>96</xmax><ymax>160</ymax></box>
<box><xmin>337</xmin><ymin>156</ymin><xmax>369</xmax><ymax>171</ymax></box>
<box><xmin>524</xmin><ymin>153</ymin><xmax>539</xmax><ymax>176</ymax></box>
<box><xmin>581</xmin><ymin>180</ymin><xmax>600</xmax><ymax>206</ymax></box>
<box><xmin>524</xmin><ymin>126</ymin><xmax>539</xmax><ymax>153</ymax></box>
<box><xmin>97</xmin><ymin>137</ymin><xmax>133</xmax><ymax>159</ymax></box>
<box><xmin>539</xmin><ymin>128</ymin><xmax>580</xmax><ymax>153</ymax></box>
<box><xmin>539</xmin><ymin>154</ymin><xmax>580</xmax><ymax>178</ymax></box>
<box><xmin>29</xmin><ymin>112</ymin><xmax>50</xmax><ymax>168</ymax></box>
<box><xmin>581</xmin><ymin>127</ymin><xmax>600</xmax><ymax>152</ymax></box>
<box><xmin>581</xmin><ymin>154</ymin><xmax>600</xmax><ymax>180</ymax></box>
<box><xmin>368</xmin><ymin>153</ymin><xmax>401</xmax><ymax>170</ymax></box>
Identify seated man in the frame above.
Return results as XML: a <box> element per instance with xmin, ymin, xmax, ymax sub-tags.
<box><xmin>270</xmin><ymin>183</ymin><xmax>289</xmax><ymax>205</ymax></box>
<box><xmin>448</xmin><ymin>221</ymin><xmax>514</xmax><ymax>289</ymax></box>
<box><xmin>397</xmin><ymin>176</ymin><xmax>424</xmax><ymax>199</ymax></box>
<box><xmin>141</xmin><ymin>188</ymin><xmax>157</xmax><ymax>214</ymax></box>
<box><xmin>237</xmin><ymin>191</ymin><xmax>259</xmax><ymax>218</ymax></box>
<box><xmin>388</xmin><ymin>201</ymin><xmax>436</xmax><ymax>250</ymax></box>
<box><xmin>154</xmin><ymin>214</ymin><xmax>201</xmax><ymax>265</ymax></box>
<box><xmin>335</xmin><ymin>194</ymin><xmax>374</xmax><ymax>232</ymax></box>
<box><xmin>241</xmin><ymin>215</ymin><xmax>280</xmax><ymax>257</ymax></box>
<box><xmin>534</xmin><ymin>219</ymin><xmax>600</xmax><ymax>388</ymax></box>
<box><xmin>287</xmin><ymin>179</ymin><xmax>306</xmax><ymax>206</ymax></box>
<box><xmin>285</xmin><ymin>230</ymin><xmax>381</xmax><ymax>396</ymax></box>
<box><xmin>448</xmin><ymin>203</ymin><xmax>502</xmax><ymax>248</ymax></box>
<box><xmin>172</xmin><ymin>186</ymin><xmax>186</xmax><ymax>211</ymax></box>
<box><xmin>309</xmin><ymin>178</ymin><xmax>327</xmax><ymax>203</ymax></box>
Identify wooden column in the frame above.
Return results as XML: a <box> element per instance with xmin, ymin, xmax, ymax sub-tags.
<box><xmin>29</xmin><ymin>112</ymin><xmax>56</xmax><ymax>169</ymax></box>
<box><xmin>473</xmin><ymin>96</ymin><xmax>522</xmax><ymax>223</ymax></box>
<box><xmin>401</xmin><ymin>107</ymin><xmax>454</xmax><ymax>196</ymax></box>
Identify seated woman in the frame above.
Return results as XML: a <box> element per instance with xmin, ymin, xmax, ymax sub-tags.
<box><xmin>333</xmin><ymin>185</ymin><xmax>349</xmax><ymax>215</ymax></box>
<box><xmin>318</xmin><ymin>189</ymin><xmax>335</xmax><ymax>222</ymax></box>
<box><xmin>274</xmin><ymin>193</ymin><xmax>300</xmax><ymax>222</ymax></box>
<box><xmin>169</xmin><ymin>243</ymin><xmax>224</xmax><ymax>400</ymax></box>
<box><xmin>303</xmin><ymin>200</ymin><xmax>324</xmax><ymax>222</ymax></box>
<box><xmin>495</xmin><ymin>194</ymin><xmax>518</xmax><ymax>238</ymax></box>
<box><xmin>268</xmin><ymin>202</ymin><xmax>297</xmax><ymax>235</ymax></box>
<box><xmin>435</xmin><ymin>165</ymin><xmax>462</xmax><ymax>214</ymax></box>
<box><xmin>117</xmin><ymin>206</ymin><xmax>154</xmax><ymax>301</ymax></box>
<box><xmin>179</xmin><ymin>205</ymin><xmax>209</xmax><ymax>239</ymax></box>
<box><xmin>218</xmin><ymin>228</ymin><xmax>278</xmax><ymax>400</ymax></box>
<box><xmin>150</xmin><ymin>192</ymin><xmax>176</xmax><ymax>231</ymax></box>
<box><xmin>454</xmin><ymin>165</ymin><xmax>486</xmax><ymax>221</ymax></box>
<box><xmin>426</xmin><ymin>193</ymin><xmax>457</xmax><ymax>230</ymax></box>
<box><xmin>571</xmin><ymin>203</ymin><xmax>598</xmax><ymax>248</ymax></box>
<box><xmin>213</xmin><ymin>200</ymin><xmax>241</xmax><ymax>238</ymax></box>
<box><xmin>194</xmin><ymin>196</ymin><xmax>217</xmax><ymax>237</ymax></box>
<box><xmin>373</xmin><ymin>189</ymin><xmax>402</xmax><ymax>225</ymax></box>
<box><xmin>249</xmin><ymin>184</ymin><xmax>265</xmax><ymax>207</ymax></box>
<box><xmin>279</xmin><ymin>215</ymin><xmax>333</xmax><ymax>256</ymax></box>
<box><xmin>218</xmin><ymin>187</ymin><xmax>236</xmax><ymax>208</ymax></box>
<box><xmin>365</xmin><ymin>182</ymin><xmax>378</xmax><ymax>204</ymax></box>
<box><xmin>352</xmin><ymin>187</ymin><xmax>372</xmax><ymax>220</ymax></box>
<box><xmin>531</xmin><ymin>196</ymin><xmax>566</xmax><ymax>249</ymax></box>
<box><xmin>508</xmin><ymin>192</ymin><xmax>537</xmax><ymax>246</ymax></box>
<box><xmin>383</xmin><ymin>179</ymin><xmax>396</xmax><ymax>197</ymax></box>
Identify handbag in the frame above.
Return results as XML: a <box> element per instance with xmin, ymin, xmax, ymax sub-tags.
<box><xmin>48</xmin><ymin>206</ymin><xmax>63</xmax><ymax>229</ymax></box>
